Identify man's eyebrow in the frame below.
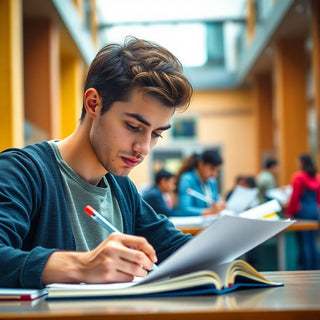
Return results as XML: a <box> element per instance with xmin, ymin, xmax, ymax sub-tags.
<box><xmin>125</xmin><ymin>113</ymin><xmax>172</xmax><ymax>131</ymax></box>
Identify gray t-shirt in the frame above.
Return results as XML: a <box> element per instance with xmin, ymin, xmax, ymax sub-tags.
<box><xmin>48</xmin><ymin>141</ymin><xmax>123</xmax><ymax>251</ymax></box>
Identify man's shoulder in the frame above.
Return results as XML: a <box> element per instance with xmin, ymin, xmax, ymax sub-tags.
<box><xmin>1</xmin><ymin>141</ymin><xmax>51</xmax><ymax>159</ymax></box>
<box><xmin>1</xmin><ymin>142</ymin><xmax>54</xmax><ymax>166</ymax></box>
<box><xmin>0</xmin><ymin>141</ymin><xmax>59</xmax><ymax>178</ymax></box>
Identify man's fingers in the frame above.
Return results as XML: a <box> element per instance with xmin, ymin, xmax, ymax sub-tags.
<box><xmin>100</xmin><ymin>233</ymin><xmax>157</xmax><ymax>273</ymax></box>
<box><xmin>109</xmin><ymin>233</ymin><xmax>158</xmax><ymax>264</ymax></box>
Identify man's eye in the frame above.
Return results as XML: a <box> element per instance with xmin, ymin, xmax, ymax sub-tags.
<box><xmin>153</xmin><ymin>132</ymin><xmax>163</xmax><ymax>139</ymax></box>
<box><xmin>127</xmin><ymin>123</ymin><xmax>139</xmax><ymax>131</ymax></box>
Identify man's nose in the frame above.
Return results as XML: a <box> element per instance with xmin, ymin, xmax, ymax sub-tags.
<box><xmin>132</xmin><ymin>135</ymin><xmax>152</xmax><ymax>157</ymax></box>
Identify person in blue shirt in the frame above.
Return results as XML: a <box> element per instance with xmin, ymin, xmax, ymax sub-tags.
<box><xmin>142</xmin><ymin>169</ymin><xmax>181</xmax><ymax>217</ymax></box>
<box><xmin>0</xmin><ymin>37</ymin><xmax>193</xmax><ymax>288</ymax></box>
<box><xmin>176</xmin><ymin>149</ymin><xmax>226</xmax><ymax>216</ymax></box>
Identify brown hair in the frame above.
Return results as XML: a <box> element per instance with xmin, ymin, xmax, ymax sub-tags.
<box><xmin>80</xmin><ymin>36</ymin><xmax>193</xmax><ymax>121</ymax></box>
<box><xmin>299</xmin><ymin>154</ymin><xmax>317</xmax><ymax>177</ymax></box>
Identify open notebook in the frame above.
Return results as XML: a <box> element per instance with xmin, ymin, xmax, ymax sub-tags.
<box><xmin>46</xmin><ymin>259</ymin><xmax>282</xmax><ymax>299</ymax></box>
<box><xmin>47</xmin><ymin>201</ymin><xmax>294</xmax><ymax>300</ymax></box>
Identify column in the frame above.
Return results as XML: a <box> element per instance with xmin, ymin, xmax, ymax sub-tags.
<box><xmin>24</xmin><ymin>19</ymin><xmax>61</xmax><ymax>141</ymax></box>
<box><xmin>0</xmin><ymin>0</ymin><xmax>24</xmax><ymax>150</ymax></box>
<box><xmin>60</xmin><ymin>56</ymin><xmax>84</xmax><ymax>138</ymax></box>
<box><xmin>311</xmin><ymin>0</ymin><xmax>320</xmax><ymax>166</ymax></box>
<box><xmin>274</xmin><ymin>39</ymin><xmax>308</xmax><ymax>185</ymax></box>
<box><xmin>252</xmin><ymin>73</ymin><xmax>274</xmax><ymax>168</ymax></box>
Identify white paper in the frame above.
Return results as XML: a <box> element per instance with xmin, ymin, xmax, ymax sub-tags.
<box><xmin>140</xmin><ymin>209</ymin><xmax>294</xmax><ymax>285</ymax></box>
<box><xmin>226</xmin><ymin>185</ymin><xmax>259</xmax><ymax>213</ymax></box>
<box><xmin>169</xmin><ymin>215</ymin><xmax>217</xmax><ymax>226</ymax></box>
<box><xmin>47</xmin><ymin>282</ymin><xmax>136</xmax><ymax>291</ymax></box>
<box><xmin>239</xmin><ymin>199</ymin><xmax>282</xmax><ymax>219</ymax></box>
<box><xmin>265</xmin><ymin>185</ymin><xmax>292</xmax><ymax>204</ymax></box>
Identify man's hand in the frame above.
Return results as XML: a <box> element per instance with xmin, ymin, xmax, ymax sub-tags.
<box><xmin>42</xmin><ymin>233</ymin><xmax>157</xmax><ymax>285</ymax></box>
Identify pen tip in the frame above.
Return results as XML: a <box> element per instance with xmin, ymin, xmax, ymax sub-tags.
<box><xmin>84</xmin><ymin>205</ymin><xmax>94</xmax><ymax>216</ymax></box>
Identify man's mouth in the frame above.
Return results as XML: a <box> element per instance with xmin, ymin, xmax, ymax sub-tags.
<box><xmin>121</xmin><ymin>156</ymin><xmax>142</xmax><ymax>168</ymax></box>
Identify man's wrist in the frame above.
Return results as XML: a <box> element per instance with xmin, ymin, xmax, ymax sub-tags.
<box><xmin>42</xmin><ymin>251</ymin><xmax>84</xmax><ymax>285</ymax></box>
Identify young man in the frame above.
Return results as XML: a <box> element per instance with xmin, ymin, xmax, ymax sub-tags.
<box><xmin>0</xmin><ymin>37</ymin><xmax>193</xmax><ymax>288</ymax></box>
<box><xmin>142</xmin><ymin>169</ymin><xmax>180</xmax><ymax>217</ymax></box>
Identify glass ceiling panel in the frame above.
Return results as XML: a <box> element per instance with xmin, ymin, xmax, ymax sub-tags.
<box><xmin>96</xmin><ymin>0</ymin><xmax>246</xmax><ymax>24</ymax></box>
<box><xmin>95</xmin><ymin>0</ymin><xmax>247</xmax><ymax>83</ymax></box>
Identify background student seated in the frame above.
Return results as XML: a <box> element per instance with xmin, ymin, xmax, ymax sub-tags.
<box><xmin>142</xmin><ymin>169</ymin><xmax>181</xmax><ymax>217</ymax></box>
<box><xmin>176</xmin><ymin>149</ymin><xmax>225</xmax><ymax>216</ymax></box>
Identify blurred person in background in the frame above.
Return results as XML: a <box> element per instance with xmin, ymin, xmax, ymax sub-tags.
<box><xmin>175</xmin><ymin>149</ymin><xmax>225</xmax><ymax>216</ymax></box>
<box><xmin>256</xmin><ymin>158</ymin><xmax>278</xmax><ymax>204</ymax></box>
<box><xmin>142</xmin><ymin>169</ymin><xmax>181</xmax><ymax>217</ymax></box>
<box><xmin>286</xmin><ymin>154</ymin><xmax>320</xmax><ymax>270</ymax></box>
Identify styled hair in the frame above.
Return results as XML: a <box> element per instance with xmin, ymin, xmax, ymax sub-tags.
<box><xmin>155</xmin><ymin>169</ymin><xmax>174</xmax><ymax>185</ymax></box>
<box><xmin>176</xmin><ymin>149</ymin><xmax>222</xmax><ymax>184</ymax></box>
<box><xmin>299</xmin><ymin>154</ymin><xmax>317</xmax><ymax>176</ymax></box>
<box><xmin>80</xmin><ymin>36</ymin><xmax>193</xmax><ymax>121</ymax></box>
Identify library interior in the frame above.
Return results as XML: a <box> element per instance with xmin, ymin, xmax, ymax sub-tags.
<box><xmin>0</xmin><ymin>0</ymin><xmax>320</xmax><ymax>318</ymax></box>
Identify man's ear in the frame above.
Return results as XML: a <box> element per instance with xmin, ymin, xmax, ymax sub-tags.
<box><xmin>84</xmin><ymin>88</ymin><xmax>101</xmax><ymax>117</ymax></box>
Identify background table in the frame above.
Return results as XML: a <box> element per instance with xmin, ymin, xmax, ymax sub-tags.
<box><xmin>0</xmin><ymin>271</ymin><xmax>319</xmax><ymax>320</ymax></box>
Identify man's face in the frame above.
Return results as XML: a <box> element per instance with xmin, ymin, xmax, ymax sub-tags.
<box><xmin>90</xmin><ymin>89</ymin><xmax>173</xmax><ymax>177</ymax></box>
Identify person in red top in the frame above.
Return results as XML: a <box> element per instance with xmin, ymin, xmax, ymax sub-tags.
<box><xmin>286</xmin><ymin>154</ymin><xmax>320</xmax><ymax>270</ymax></box>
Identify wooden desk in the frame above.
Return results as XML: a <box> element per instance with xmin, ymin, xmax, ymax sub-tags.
<box><xmin>177</xmin><ymin>220</ymin><xmax>319</xmax><ymax>270</ymax></box>
<box><xmin>0</xmin><ymin>271</ymin><xmax>319</xmax><ymax>320</ymax></box>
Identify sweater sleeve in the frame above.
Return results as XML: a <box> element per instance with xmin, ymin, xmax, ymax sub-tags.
<box><xmin>0</xmin><ymin>145</ymin><xmax>73</xmax><ymax>288</ymax></box>
<box><xmin>0</xmin><ymin>149</ymin><xmax>51</xmax><ymax>288</ymax></box>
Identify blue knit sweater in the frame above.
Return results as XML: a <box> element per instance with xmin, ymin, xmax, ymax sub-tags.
<box><xmin>0</xmin><ymin>142</ymin><xmax>191</xmax><ymax>288</ymax></box>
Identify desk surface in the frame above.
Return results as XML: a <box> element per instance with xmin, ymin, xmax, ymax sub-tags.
<box><xmin>177</xmin><ymin>219</ymin><xmax>319</xmax><ymax>236</ymax></box>
<box><xmin>0</xmin><ymin>271</ymin><xmax>319</xmax><ymax>320</ymax></box>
